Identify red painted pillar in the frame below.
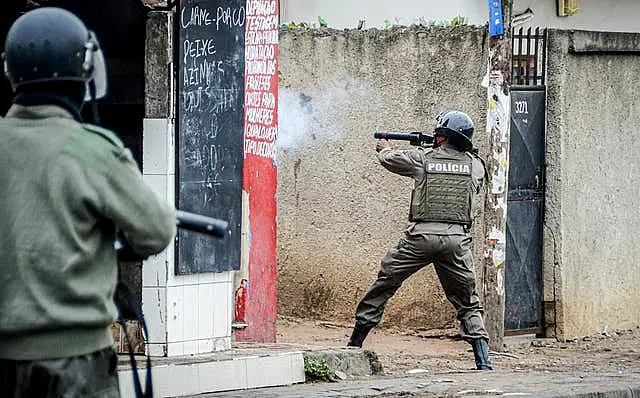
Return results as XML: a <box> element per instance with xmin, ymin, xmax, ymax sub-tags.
<box><xmin>237</xmin><ymin>0</ymin><xmax>279</xmax><ymax>342</ymax></box>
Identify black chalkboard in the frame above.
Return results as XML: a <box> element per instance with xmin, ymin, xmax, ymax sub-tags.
<box><xmin>177</xmin><ymin>0</ymin><xmax>245</xmax><ymax>274</ymax></box>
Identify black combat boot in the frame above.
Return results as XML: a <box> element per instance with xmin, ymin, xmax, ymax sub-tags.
<box><xmin>471</xmin><ymin>338</ymin><xmax>493</xmax><ymax>370</ymax></box>
<box><xmin>347</xmin><ymin>324</ymin><xmax>373</xmax><ymax>348</ymax></box>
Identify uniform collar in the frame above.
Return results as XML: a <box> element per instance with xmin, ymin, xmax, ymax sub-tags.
<box><xmin>5</xmin><ymin>104</ymin><xmax>76</xmax><ymax>120</ymax></box>
<box><xmin>436</xmin><ymin>142</ymin><xmax>462</xmax><ymax>152</ymax></box>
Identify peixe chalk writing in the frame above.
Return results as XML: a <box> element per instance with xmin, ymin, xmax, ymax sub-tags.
<box><xmin>183</xmin><ymin>38</ymin><xmax>217</xmax><ymax>63</ymax></box>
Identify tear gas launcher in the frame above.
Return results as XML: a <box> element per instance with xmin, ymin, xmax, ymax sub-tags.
<box><xmin>175</xmin><ymin>210</ymin><xmax>229</xmax><ymax>238</ymax></box>
<box><xmin>373</xmin><ymin>130</ymin><xmax>434</xmax><ymax>147</ymax></box>
<box><xmin>116</xmin><ymin>210</ymin><xmax>229</xmax><ymax>260</ymax></box>
<box><xmin>374</xmin><ymin>130</ymin><xmax>479</xmax><ymax>155</ymax></box>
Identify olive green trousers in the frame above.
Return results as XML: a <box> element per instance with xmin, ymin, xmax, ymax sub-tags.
<box><xmin>355</xmin><ymin>231</ymin><xmax>489</xmax><ymax>342</ymax></box>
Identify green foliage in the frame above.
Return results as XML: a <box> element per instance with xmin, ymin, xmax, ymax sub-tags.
<box><xmin>304</xmin><ymin>355</ymin><xmax>333</xmax><ymax>382</ymax></box>
<box><xmin>277</xmin><ymin>315</ymin><xmax>290</xmax><ymax>326</ymax></box>
<box><xmin>282</xmin><ymin>21</ymin><xmax>311</xmax><ymax>29</ymax></box>
<box><xmin>280</xmin><ymin>16</ymin><xmax>328</xmax><ymax>29</ymax></box>
<box><xmin>414</xmin><ymin>16</ymin><xmax>449</xmax><ymax>27</ymax></box>
<box><xmin>450</xmin><ymin>15</ymin><xmax>468</xmax><ymax>27</ymax></box>
<box><xmin>381</xmin><ymin>15</ymin><xmax>468</xmax><ymax>28</ymax></box>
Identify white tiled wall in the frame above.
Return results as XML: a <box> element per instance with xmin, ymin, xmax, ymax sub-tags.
<box><xmin>143</xmin><ymin>118</ymin><xmax>174</xmax><ymax>175</ymax></box>
<box><xmin>166</xmin><ymin>276</ymin><xmax>233</xmax><ymax>352</ymax></box>
<box><xmin>166</xmin><ymin>284</ymin><xmax>185</xmax><ymax>344</ymax></box>
<box><xmin>141</xmin><ymin>286</ymin><xmax>166</xmax><ymax>344</ymax></box>
<box><xmin>142</xmin><ymin>246</ymin><xmax>173</xmax><ymax>288</ymax></box>
<box><xmin>198</xmin><ymin>284</ymin><xmax>215</xmax><ymax>339</ymax></box>
<box><xmin>142</xmin><ymin>118</ymin><xmax>234</xmax><ymax>357</ymax></box>
<box><xmin>146</xmin><ymin>343</ymin><xmax>166</xmax><ymax>357</ymax></box>
<box><xmin>213</xmin><ymin>278</ymin><xmax>232</xmax><ymax>338</ymax></box>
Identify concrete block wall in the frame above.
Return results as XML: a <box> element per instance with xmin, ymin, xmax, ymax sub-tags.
<box><xmin>545</xmin><ymin>29</ymin><xmax>640</xmax><ymax>339</ymax></box>
<box><xmin>276</xmin><ymin>26</ymin><xmax>489</xmax><ymax>329</ymax></box>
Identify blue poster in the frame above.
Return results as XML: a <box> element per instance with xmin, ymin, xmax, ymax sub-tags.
<box><xmin>488</xmin><ymin>0</ymin><xmax>504</xmax><ymax>37</ymax></box>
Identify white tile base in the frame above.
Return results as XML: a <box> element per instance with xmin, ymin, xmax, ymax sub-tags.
<box><xmin>118</xmin><ymin>351</ymin><xmax>305</xmax><ymax>397</ymax></box>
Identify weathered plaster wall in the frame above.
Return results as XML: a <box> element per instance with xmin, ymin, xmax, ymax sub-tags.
<box><xmin>546</xmin><ymin>30</ymin><xmax>640</xmax><ymax>339</ymax></box>
<box><xmin>277</xmin><ymin>26</ymin><xmax>488</xmax><ymax>328</ymax></box>
<box><xmin>281</xmin><ymin>0</ymin><xmax>640</xmax><ymax>33</ymax></box>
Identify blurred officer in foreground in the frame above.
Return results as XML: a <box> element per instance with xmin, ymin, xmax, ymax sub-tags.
<box><xmin>347</xmin><ymin>110</ymin><xmax>493</xmax><ymax>371</ymax></box>
<box><xmin>0</xmin><ymin>7</ymin><xmax>175</xmax><ymax>396</ymax></box>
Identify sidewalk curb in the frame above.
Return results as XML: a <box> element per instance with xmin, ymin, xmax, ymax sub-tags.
<box><xmin>303</xmin><ymin>348</ymin><xmax>384</xmax><ymax>379</ymax></box>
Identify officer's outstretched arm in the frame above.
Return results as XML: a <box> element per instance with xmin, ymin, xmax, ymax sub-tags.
<box><xmin>101</xmin><ymin>149</ymin><xmax>176</xmax><ymax>258</ymax></box>
<box><xmin>376</xmin><ymin>147</ymin><xmax>426</xmax><ymax>179</ymax></box>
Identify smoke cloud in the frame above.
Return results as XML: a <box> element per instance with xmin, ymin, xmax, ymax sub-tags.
<box><xmin>277</xmin><ymin>85</ymin><xmax>347</xmax><ymax>150</ymax></box>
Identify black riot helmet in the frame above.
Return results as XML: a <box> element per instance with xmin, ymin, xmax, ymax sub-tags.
<box><xmin>2</xmin><ymin>7</ymin><xmax>107</xmax><ymax>102</ymax></box>
<box><xmin>434</xmin><ymin>110</ymin><xmax>474</xmax><ymax>151</ymax></box>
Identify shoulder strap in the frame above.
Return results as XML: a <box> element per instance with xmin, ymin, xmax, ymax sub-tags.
<box><xmin>421</xmin><ymin>147</ymin><xmax>434</xmax><ymax>155</ymax></box>
<box><xmin>115</xmin><ymin>281</ymin><xmax>153</xmax><ymax>398</ymax></box>
<box><xmin>419</xmin><ymin>147</ymin><xmax>434</xmax><ymax>159</ymax></box>
<box><xmin>418</xmin><ymin>147</ymin><xmax>434</xmax><ymax>171</ymax></box>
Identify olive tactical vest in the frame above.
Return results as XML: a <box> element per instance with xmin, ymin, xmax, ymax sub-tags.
<box><xmin>410</xmin><ymin>148</ymin><xmax>474</xmax><ymax>225</ymax></box>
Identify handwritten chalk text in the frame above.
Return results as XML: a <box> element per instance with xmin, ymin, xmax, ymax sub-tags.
<box><xmin>181</xmin><ymin>6</ymin><xmax>212</xmax><ymax>28</ymax></box>
<box><xmin>216</xmin><ymin>7</ymin><xmax>246</xmax><ymax>31</ymax></box>
<box><xmin>183</xmin><ymin>38</ymin><xmax>217</xmax><ymax>63</ymax></box>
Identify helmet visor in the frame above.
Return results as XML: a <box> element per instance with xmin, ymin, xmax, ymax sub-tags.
<box><xmin>83</xmin><ymin>31</ymin><xmax>108</xmax><ymax>101</ymax></box>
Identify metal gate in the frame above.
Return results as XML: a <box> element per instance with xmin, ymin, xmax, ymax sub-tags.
<box><xmin>505</xmin><ymin>28</ymin><xmax>547</xmax><ymax>334</ymax></box>
<box><xmin>505</xmin><ymin>87</ymin><xmax>546</xmax><ymax>334</ymax></box>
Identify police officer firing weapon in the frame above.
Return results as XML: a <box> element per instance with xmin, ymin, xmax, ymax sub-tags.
<box><xmin>347</xmin><ymin>110</ymin><xmax>493</xmax><ymax>371</ymax></box>
<box><xmin>0</xmin><ymin>7</ymin><xmax>226</xmax><ymax>397</ymax></box>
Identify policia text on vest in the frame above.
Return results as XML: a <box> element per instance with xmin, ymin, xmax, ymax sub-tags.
<box><xmin>427</xmin><ymin>161</ymin><xmax>471</xmax><ymax>174</ymax></box>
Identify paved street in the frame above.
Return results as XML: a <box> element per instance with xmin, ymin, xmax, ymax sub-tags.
<box><xmin>201</xmin><ymin>370</ymin><xmax>640</xmax><ymax>397</ymax></box>
<box><xmin>195</xmin><ymin>321</ymin><xmax>640</xmax><ymax>398</ymax></box>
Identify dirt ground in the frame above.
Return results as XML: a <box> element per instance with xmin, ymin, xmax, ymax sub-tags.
<box><xmin>276</xmin><ymin>317</ymin><xmax>640</xmax><ymax>376</ymax></box>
